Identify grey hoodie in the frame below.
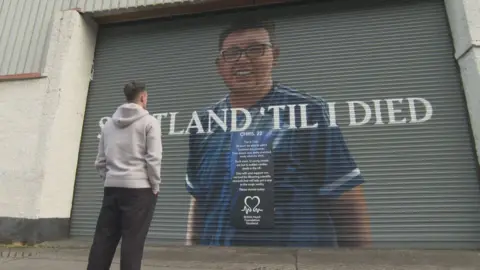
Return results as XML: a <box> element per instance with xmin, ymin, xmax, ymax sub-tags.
<box><xmin>95</xmin><ymin>103</ymin><xmax>162</xmax><ymax>193</ymax></box>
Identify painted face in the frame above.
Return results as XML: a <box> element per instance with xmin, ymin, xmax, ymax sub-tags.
<box><xmin>217</xmin><ymin>28</ymin><xmax>278</xmax><ymax>94</ymax></box>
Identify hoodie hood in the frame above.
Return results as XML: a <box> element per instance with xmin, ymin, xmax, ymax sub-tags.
<box><xmin>112</xmin><ymin>103</ymin><xmax>149</xmax><ymax>128</ymax></box>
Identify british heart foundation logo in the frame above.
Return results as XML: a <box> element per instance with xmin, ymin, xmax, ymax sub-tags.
<box><xmin>241</xmin><ymin>196</ymin><xmax>264</xmax><ymax>214</ymax></box>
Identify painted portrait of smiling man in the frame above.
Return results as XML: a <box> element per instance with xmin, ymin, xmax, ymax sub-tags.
<box><xmin>184</xmin><ymin>17</ymin><xmax>372</xmax><ymax>248</ymax></box>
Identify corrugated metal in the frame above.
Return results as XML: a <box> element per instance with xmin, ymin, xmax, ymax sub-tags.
<box><xmin>71</xmin><ymin>0</ymin><xmax>480</xmax><ymax>249</ymax></box>
<box><xmin>0</xmin><ymin>0</ymin><xmax>202</xmax><ymax>76</ymax></box>
<box><xmin>73</xmin><ymin>0</ymin><xmax>200</xmax><ymax>12</ymax></box>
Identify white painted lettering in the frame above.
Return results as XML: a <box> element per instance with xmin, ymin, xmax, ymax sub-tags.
<box><xmin>348</xmin><ymin>101</ymin><xmax>372</xmax><ymax>126</ymax></box>
<box><xmin>169</xmin><ymin>112</ymin><xmax>184</xmax><ymax>135</ymax></box>
<box><xmin>208</xmin><ymin>109</ymin><xmax>228</xmax><ymax>133</ymax></box>
<box><xmin>152</xmin><ymin>113</ymin><xmax>168</xmax><ymax>134</ymax></box>
<box><xmin>268</xmin><ymin>105</ymin><xmax>286</xmax><ymax>130</ymax></box>
<box><xmin>372</xmin><ymin>100</ymin><xmax>384</xmax><ymax>125</ymax></box>
<box><xmin>94</xmin><ymin>97</ymin><xmax>435</xmax><ymax>139</ymax></box>
<box><xmin>231</xmin><ymin>108</ymin><xmax>252</xmax><ymax>132</ymax></box>
<box><xmin>186</xmin><ymin>111</ymin><xmax>205</xmax><ymax>134</ymax></box>
<box><xmin>287</xmin><ymin>104</ymin><xmax>297</xmax><ymax>129</ymax></box>
<box><xmin>386</xmin><ymin>98</ymin><xmax>407</xmax><ymax>124</ymax></box>
<box><xmin>407</xmin><ymin>97</ymin><xmax>433</xmax><ymax>124</ymax></box>
<box><xmin>327</xmin><ymin>102</ymin><xmax>338</xmax><ymax>127</ymax></box>
<box><xmin>299</xmin><ymin>104</ymin><xmax>318</xmax><ymax>129</ymax></box>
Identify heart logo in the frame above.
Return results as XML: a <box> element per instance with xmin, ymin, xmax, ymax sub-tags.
<box><xmin>244</xmin><ymin>196</ymin><xmax>261</xmax><ymax>211</ymax></box>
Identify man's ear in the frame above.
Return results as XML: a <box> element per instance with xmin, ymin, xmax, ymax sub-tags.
<box><xmin>272</xmin><ymin>46</ymin><xmax>280</xmax><ymax>66</ymax></box>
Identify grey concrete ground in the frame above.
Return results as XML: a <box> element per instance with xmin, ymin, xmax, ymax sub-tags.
<box><xmin>1</xmin><ymin>241</ymin><xmax>480</xmax><ymax>269</ymax></box>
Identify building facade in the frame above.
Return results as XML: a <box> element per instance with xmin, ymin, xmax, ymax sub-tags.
<box><xmin>1</xmin><ymin>0</ymin><xmax>480</xmax><ymax>249</ymax></box>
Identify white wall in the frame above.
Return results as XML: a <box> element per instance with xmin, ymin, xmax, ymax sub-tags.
<box><xmin>0</xmin><ymin>78</ymin><xmax>49</xmax><ymax>218</ymax></box>
<box><xmin>445</xmin><ymin>0</ymin><xmax>480</xmax><ymax>164</ymax></box>
<box><xmin>0</xmin><ymin>10</ymin><xmax>97</xmax><ymax>219</ymax></box>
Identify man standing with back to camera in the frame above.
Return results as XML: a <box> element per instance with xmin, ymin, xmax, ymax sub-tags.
<box><xmin>87</xmin><ymin>81</ymin><xmax>162</xmax><ymax>270</ymax></box>
<box><xmin>185</xmin><ymin>17</ymin><xmax>371</xmax><ymax>248</ymax></box>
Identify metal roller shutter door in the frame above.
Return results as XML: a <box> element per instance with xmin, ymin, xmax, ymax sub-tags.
<box><xmin>71</xmin><ymin>0</ymin><xmax>480</xmax><ymax>248</ymax></box>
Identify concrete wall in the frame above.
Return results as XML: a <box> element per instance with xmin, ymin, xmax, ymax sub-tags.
<box><xmin>0</xmin><ymin>10</ymin><xmax>97</xmax><ymax>244</ymax></box>
<box><xmin>445</xmin><ymin>0</ymin><xmax>480</xmax><ymax>165</ymax></box>
<box><xmin>0</xmin><ymin>78</ymin><xmax>49</xmax><ymax>219</ymax></box>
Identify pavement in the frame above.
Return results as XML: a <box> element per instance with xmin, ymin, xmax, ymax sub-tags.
<box><xmin>1</xmin><ymin>240</ymin><xmax>480</xmax><ymax>269</ymax></box>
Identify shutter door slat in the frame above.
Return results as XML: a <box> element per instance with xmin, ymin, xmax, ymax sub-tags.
<box><xmin>70</xmin><ymin>0</ymin><xmax>480</xmax><ymax>248</ymax></box>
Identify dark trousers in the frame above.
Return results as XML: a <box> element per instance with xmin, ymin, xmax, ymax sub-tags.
<box><xmin>87</xmin><ymin>187</ymin><xmax>157</xmax><ymax>270</ymax></box>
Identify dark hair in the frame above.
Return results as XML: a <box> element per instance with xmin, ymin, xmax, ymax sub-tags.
<box><xmin>218</xmin><ymin>17</ymin><xmax>276</xmax><ymax>50</ymax></box>
<box><xmin>124</xmin><ymin>80</ymin><xmax>146</xmax><ymax>102</ymax></box>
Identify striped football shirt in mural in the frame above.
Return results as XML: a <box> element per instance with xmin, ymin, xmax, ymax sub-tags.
<box><xmin>186</xmin><ymin>83</ymin><xmax>364</xmax><ymax>247</ymax></box>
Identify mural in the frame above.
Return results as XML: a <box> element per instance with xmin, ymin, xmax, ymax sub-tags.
<box><xmin>184</xmin><ymin>18</ymin><xmax>371</xmax><ymax>247</ymax></box>
<box><xmin>95</xmin><ymin>16</ymin><xmax>437</xmax><ymax>248</ymax></box>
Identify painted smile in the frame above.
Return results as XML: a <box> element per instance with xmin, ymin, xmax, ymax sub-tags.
<box><xmin>234</xmin><ymin>70</ymin><xmax>252</xmax><ymax>76</ymax></box>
